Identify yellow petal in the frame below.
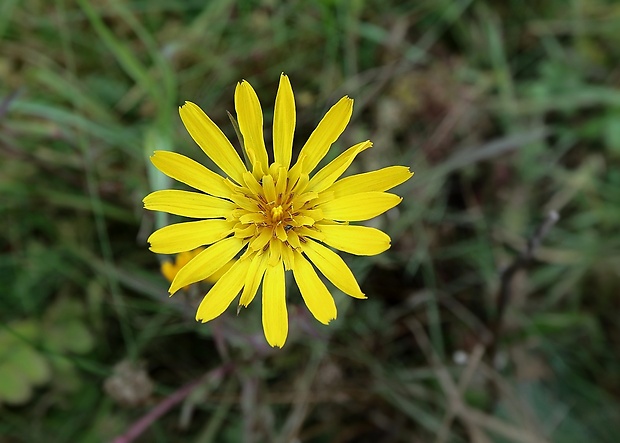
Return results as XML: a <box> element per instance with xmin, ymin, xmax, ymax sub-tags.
<box><xmin>169</xmin><ymin>237</ymin><xmax>245</xmax><ymax>294</ymax></box>
<box><xmin>196</xmin><ymin>258</ymin><xmax>251</xmax><ymax>322</ymax></box>
<box><xmin>262</xmin><ymin>262</ymin><xmax>288</xmax><ymax>347</ymax></box>
<box><xmin>239</xmin><ymin>213</ymin><xmax>265</xmax><ymax>224</ymax></box>
<box><xmin>205</xmin><ymin>259</ymin><xmax>235</xmax><ymax>283</ymax></box>
<box><xmin>292</xmin><ymin>252</ymin><xmax>337</xmax><ymax>324</ymax></box>
<box><xmin>318</xmin><ymin>192</ymin><xmax>402</xmax><ymax>221</ymax></box>
<box><xmin>235</xmin><ymin>81</ymin><xmax>269</xmax><ymax>171</ymax></box>
<box><xmin>262</xmin><ymin>174</ymin><xmax>277</xmax><ymax>204</ymax></box>
<box><xmin>249</xmin><ymin>227</ymin><xmax>272</xmax><ymax>251</ymax></box>
<box><xmin>179</xmin><ymin>101</ymin><xmax>247</xmax><ymax>184</ymax></box>
<box><xmin>178</xmin><ymin>248</ymin><xmax>205</xmax><ymax>266</ymax></box>
<box><xmin>150</xmin><ymin>151</ymin><xmax>231</xmax><ymax>198</ymax></box>
<box><xmin>294</xmin><ymin>96</ymin><xmax>353</xmax><ymax>174</ymax></box>
<box><xmin>307</xmin><ymin>140</ymin><xmax>372</xmax><ymax>193</ymax></box>
<box><xmin>239</xmin><ymin>252</ymin><xmax>268</xmax><ymax>307</ymax></box>
<box><xmin>302</xmin><ymin>239</ymin><xmax>365</xmax><ymax>299</ymax></box>
<box><xmin>315</xmin><ymin>224</ymin><xmax>391</xmax><ymax>256</ymax></box>
<box><xmin>143</xmin><ymin>190</ymin><xmax>236</xmax><ymax>218</ymax></box>
<box><xmin>240</xmin><ymin>170</ymin><xmax>262</xmax><ymax>199</ymax></box>
<box><xmin>273</xmin><ymin>73</ymin><xmax>295</xmax><ymax>169</ymax></box>
<box><xmin>148</xmin><ymin>219</ymin><xmax>234</xmax><ymax>254</ymax></box>
<box><xmin>327</xmin><ymin>166</ymin><xmax>413</xmax><ymax>198</ymax></box>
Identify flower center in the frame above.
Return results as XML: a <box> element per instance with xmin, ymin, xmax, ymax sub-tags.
<box><xmin>229</xmin><ymin>164</ymin><xmax>324</xmax><ymax>267</ymax></box>
<box><xmin>270</xmin><ymin>205</ymin><xmax>285</xmax><ymax>223</ymax></box>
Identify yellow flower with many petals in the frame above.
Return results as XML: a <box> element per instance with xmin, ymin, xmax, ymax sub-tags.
<box><xmin>144</xmin><ymin>74</ymin><xmax>412</xmax><ymax>347</ymax></box>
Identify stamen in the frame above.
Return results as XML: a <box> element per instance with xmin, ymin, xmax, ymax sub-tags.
<box><xmin>271</xmin><ymin>205</ymin><xmax>284</xmax><ymax>222</ymax></box>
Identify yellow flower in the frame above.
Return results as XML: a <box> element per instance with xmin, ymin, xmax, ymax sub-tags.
<box><xmin>161</xmin><ymin>248</ymin><xmax>204</xmax><ymax>289</ymax></box>
<box><xmin>144</xmin><ymin>74</ymin><xmax>412</xmax><ymax>347</ymax></box>
<box><xmin>161</xmin><ymin>248</ymin><xmax>234</xmax><ymax>289</ymax></box>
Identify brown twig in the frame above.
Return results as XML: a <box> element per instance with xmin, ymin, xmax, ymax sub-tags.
<box><xmin>489</xmin><ymin>210</ymin><xmax>559</xmax><ymax>356</ymax></box>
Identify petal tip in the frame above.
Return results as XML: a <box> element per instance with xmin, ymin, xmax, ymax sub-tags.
<box><xmin>266</xmin><ymin>336</ymin><xmax>287</xmax><ymax>348</ymax></box>
<box><xmin>168</xmin><ymin>281</ymin><xmax>181</xmax><ymax>295</ymax></box>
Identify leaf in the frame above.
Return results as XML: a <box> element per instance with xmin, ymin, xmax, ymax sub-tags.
<box><xmin>10</xmin><ymin>346</ymin><xmax>51</xmax><ymax>385</ymax></box>
<box><xmin>0</xmin><ymin>364</ymin><xmax>32</xmax><ymax>405</ymax></box>
<box><xmin>62</xmin><ymin>321</ymin><xmax>95</xmax><ymax>354</ymax></box>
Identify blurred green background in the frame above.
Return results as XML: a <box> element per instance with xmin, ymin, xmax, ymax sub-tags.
<box><xmin>2</xmin><ymin>0</ymin><xmax>620</xmax><ymax>441</ymax></box>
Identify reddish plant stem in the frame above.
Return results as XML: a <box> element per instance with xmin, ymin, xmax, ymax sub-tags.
<box><xmin>111</xmin><ymin>363</ymin><xmax>234</xmax><ymax>443</ymax></box>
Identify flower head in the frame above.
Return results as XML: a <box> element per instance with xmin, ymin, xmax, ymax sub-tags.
<box><xmin>144</xmin><ymin>74</ymin><xmax>412</xmax><ymax>347</ymax></box>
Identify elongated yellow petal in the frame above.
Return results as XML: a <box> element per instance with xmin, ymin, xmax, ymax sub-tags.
<box><xmin>196</xmin><ymin>258</ymin><xmax>251</xmax><ymax>322</ymax></box>
<box><xmin>143</xmin><ymin>190</ymin><xmax>236</xmax><ymax>218</ymax></box>
<box><xmin>292</xmin><ymin>252</ymin><xmax>337</xmax><ymax>324</ymax></box>
<box><xmin>239</xmin><ymin>251</ymin><xmax>268</xmax><ymax>307</ymax></box>
<box><xmin>294</xmin><ymin>96</ymin><xmax>353</xmax><ymax>174</ymax></box>
<box><xmin>148</xmin><ymin>219</ymin><xmax>234</xmax><ymax>254</ymax></box>
<box><xmin>273</xmin><ymin>73</ymin><xmax>295</xmax><ymax>169</ymax></box>
<box><xmin>150</xmin><ymin>151</ymin><xmax>231</xmax><ymax>199</ymax></box>
<box><xmin>315</xmin><ymin>224</ymin><xmax>391</xmax><ymax>256</ymax></box>
<box><xmin>262</xmin><ymin>174</ymin><xmax>277</xmax><ymax>204</ymax></box>
<box><xmin>169</xmin><ymin>237</ymin><xmax>245</xmax><ymax>294</ymax></box>
<box><xmin>249</xmin><ymin>227</ymin><xmax>272</xmax><ymax>251</ymax></box>
<box><xmin>205</xmin><ymin>259</ymin><xmax>235</xmax><ymax>283</ymax></box>
<box><xmin>262</xmin><ymin>262</ymin><xmax>288</xmax><ymax>347</ymax></box>
<box><xmin>307</xmin><ymin>140</ymin><xmax>372</xmax><ymax>193</ymax></box>
<box><xmin>327</xmin><ymin>166</ymin><xmax>413</xmax><ymax>198</ymax></box>
<box><xmin>235</xmin><ymin>81</ymin><xmax>269</xmax><ymax>170</ymax></box>
<box><xmin>319</xmin><ymin>192</ymin><xmax>402</xmax><ymax>221</ymax></box>
<box><xmin>302</xmin><ymin>239</ymin><xmax>365</xmax><ymax>299</ymax></box>
<box><xmin>179</xmin><ymin>101</ymin><xmax>247</xmax><ymax>184</ymax></box>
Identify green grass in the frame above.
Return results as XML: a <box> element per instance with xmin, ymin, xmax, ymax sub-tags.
<box><xmin>2</xmin><ymin>0</ymin><xmax>620</xmax><ymax>441</ymax></box>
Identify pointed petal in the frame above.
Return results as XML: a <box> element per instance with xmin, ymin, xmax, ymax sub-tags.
<box><xmin>169</xmin><ymin>237</ymin><xmax>245</xmax><ymax>294</ymax></box>
<box><xmin>249</xmin><ymin>228</ymin><xmax>272</xmax><ymax>251</ymax></box>
<box><xmin>242</xmin><ymin>171</ymin><xmax>263</xmax><ymax>198</ymax></box>
<box><xmin>307</xmin><ymin>140</ymin><xmax>372</xmax><ymax>193</ymax></box>
<box><xmin>294</xmin><ymin>96</ymin><xmax>353</xmax><ymax>174</ymax></box>
<box><xmin>148</xmin><ymin>219</ymin><xmax>234</xmax><ymax>254</ymax></box>
<box><xmin>179</xmin><ymin>101</ymin><xmax>247</xmax><ymax>184</ymax></box>
<box><xmin>262</xmin><ymin>262</ymin><xmax>288</xmax><ymax>347</ymax></box>
<box><xmin>327</xmin><ymin>166</ymin><xmax>413</xmax><ymax>198</ymax></box>
<box><xmin>196</xmin><ymin>257</ymin><xmax>251</xmax><ymax>322</ymax></box>
<box><xmin>302</xmin><ymin>239</ymin><xmax>365</xmax><ymax>299</ymax></box>
<box><xmin>239</xmin><ymin>252</ymin><xmax>268</xmax><ymax>307</ymax></box>
<box><xmin>318</xmin><ymin>192</ymin><xmax>402</xmax><ymax>221</ymax></box>
<box><xmin>235</xmin><ymin>81</ymin><xmax>269</xmax><ymax>170</ymax></box>
<box><xmin>143</xmin><ymin>190</ymin><xmax>236</xmax><ymax>218</ymax></box>
<box><xmin>315</xmin><ymin>224</ymin><xmax>391</xmax><ymax>256</ymax></box>
<box><xmin>150</xmin><ymin>151</ymin><xmax>231</xmax><ymax>198</ymax></box>
<box><xmin>273</xmin><ymin>73</ymin><xmax>295</xmax><ymax>169</ymax></box>
<box><xmin>292</xmin><ymin>252</ymin><xmax>337</xmax><ymax>324</ymax></box>
<box><xmin>262</xmin><ymin>174</ymin><xmax>277</xmax><ymax>204</ymax></box>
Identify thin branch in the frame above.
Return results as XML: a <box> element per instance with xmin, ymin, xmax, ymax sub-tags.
<box><xmin>111</xmin><ymin>363</ymin><xmax>234</xmax><ymax>443</ymax></box>
<box><xmin>490</xmin><ymin>210</ymin><xmax>559</xmax><ymax>356</ymax></box>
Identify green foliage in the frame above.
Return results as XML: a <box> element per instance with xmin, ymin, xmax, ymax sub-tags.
<box><xmin>0</xmin><ymin>321</ymin><xmax>50</xmax><ymax>405</ymax></box>
<box><xmin>0</xmin><ymin>298</ymin><xmax>94</xmax><ymax>407</ymax></box>
<box><xmin>1</xmin><ymin>0</ymin><xmax>620</xmax><ymax>441</ymax></box>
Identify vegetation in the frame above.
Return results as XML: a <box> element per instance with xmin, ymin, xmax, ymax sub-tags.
<box><xmin>1</xmin><ymin>0</ymin><xmax>620</xmax><ymax>441</ymax></box>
